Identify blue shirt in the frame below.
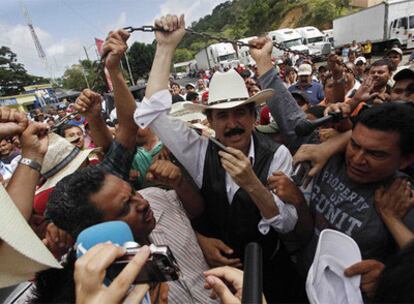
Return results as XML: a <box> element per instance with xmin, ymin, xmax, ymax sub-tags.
<box><xmin>288</xmin><ymin>81</ymin><xmax>325</xmax><ymax>105</ymax></box>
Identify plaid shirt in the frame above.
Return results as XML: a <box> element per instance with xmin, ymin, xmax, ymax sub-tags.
<box><xmin>96</xmin><ymin>140</ymin><xmax>135</xmax><ymax>181</ymax></box>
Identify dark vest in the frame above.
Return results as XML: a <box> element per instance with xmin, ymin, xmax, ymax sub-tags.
<box><xmin>195</xmin><ymin>131</ymin><xmax>281</xmax><ymax>260</ymax></box>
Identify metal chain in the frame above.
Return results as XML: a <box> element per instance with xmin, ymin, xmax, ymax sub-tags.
<box><xmin>53</xmin><ymin>25</ymin><xmax>348</xmax><ymax>130</ymax></box>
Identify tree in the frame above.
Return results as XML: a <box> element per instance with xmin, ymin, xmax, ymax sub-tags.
<box><xmin>174</xmin><ymin>48</ymin><xmax>193</xmax><ymax>63</ymax></box>
<box><xmin>127</xmin><ymin>42</ymin><xmax>156</xmax><ymax>80</ymax></box>
<box><xmin>62</xmin><ymin>59</ymin><xmax>106</xmax><ymax>92</ymax></box>
<box><xmin>0</xmin><ymin>46</ymin><xmax>47</xmax><ymax>96</ymax></box>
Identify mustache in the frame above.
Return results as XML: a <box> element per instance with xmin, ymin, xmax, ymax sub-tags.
<box><xmin>224</xmin><ymin>127</ymin><xmax>245</xmax><ymax>137</ymax></box>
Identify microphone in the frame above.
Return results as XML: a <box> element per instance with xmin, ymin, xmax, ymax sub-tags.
<box><xmin>295</xmin><ymin>112</ymin><xmax>344</xmax><ymax>136</ymax></box>
<box><xmin>76</xmin><ymin>221</ymin><xmax>134</xmax><ymax>258</ymax></box>
<box><xmin>242</xmin><ymin>242</ymin><xmax>263</xmax><ymax>304</ymax></box>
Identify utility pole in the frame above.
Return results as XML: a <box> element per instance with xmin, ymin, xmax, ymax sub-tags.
<box><xmin>124</xmin><ymin>52</ymin><xmax>135</xmax><ymax>85</ymax></box>
<box><xmin>83</xmin><ymin>46</ymin><xmax>90</xmax><ymax>61</ymax></box>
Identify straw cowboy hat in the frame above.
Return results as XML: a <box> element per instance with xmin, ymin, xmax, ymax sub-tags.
<box><xmin>0</xmin><ymin>185</ymin><xmax>61</xmax><ymax>288</ymax></box>
<box><xmin>36</xmin><ymin>133</ymin><xmax>98</xmax><ymax>194</ymax></box>
<box><xmin>169</xmin><ymin>101</ymin><xmax>206</xmax><ymax>122</ymax></box>
<box><xmin>183</xmin><ymin>69</ymin><xmax>274</xmax><ymax>112</ymax></box>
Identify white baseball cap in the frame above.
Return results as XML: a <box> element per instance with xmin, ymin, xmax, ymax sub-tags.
<box><xmin>354</xmin><ymin>56</ymin><xmax>367</xmax><ymax>65</ymax></box>
<box><xmin>306</xmin><ymin>229</ymin><xmax>363</xmax><ymax>304</ymax></box>
<box><xmin>298</xmin><ymin>64</ymin><xmax>313</xmax><ymax>76</ymax></box>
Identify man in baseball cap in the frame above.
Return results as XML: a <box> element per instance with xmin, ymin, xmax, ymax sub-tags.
<box><xmin>288</xmin><ymin>63</ymin><xmax>324</xmax><ymax>105</ymax></box>
<box><xmin>391</xmin><ymin>65</ymin><xmax>414</xmax><ymax>103</ymax></box>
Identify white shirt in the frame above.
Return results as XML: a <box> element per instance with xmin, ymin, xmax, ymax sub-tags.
<box><xmin>134</xmin><ymin>89</ymin><xmax>298</xmax><ymax>234</ymax></box>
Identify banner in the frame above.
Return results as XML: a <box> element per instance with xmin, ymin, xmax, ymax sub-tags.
<box><xmin>95</xmin><ymin>38</ymin><xmax>114</xmax><ymax>92</ymax></box>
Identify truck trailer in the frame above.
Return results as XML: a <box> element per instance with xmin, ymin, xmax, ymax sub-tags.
<box><xmin>333</xmin><ymin>0</ymin><xmax>414</xmax><ymax>52</ymax></box>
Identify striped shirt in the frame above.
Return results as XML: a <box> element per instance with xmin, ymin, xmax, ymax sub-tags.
<box><xmin>140</xmin><ymin>187</ymin><xmax>217</xmax><ymax>304</ymax></box>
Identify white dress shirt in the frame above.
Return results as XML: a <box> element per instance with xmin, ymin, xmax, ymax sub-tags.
<box><xmin>134</xmin><ymin>89</ymin><xmax>298</xmax><ymax>234</ymax></box>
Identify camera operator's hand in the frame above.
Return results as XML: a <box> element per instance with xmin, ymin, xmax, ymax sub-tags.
<box><xmin>74</xmin><ymin>89</ymin><xmax>102</xmax><ymax>119</ymax></box>
<box><xmin>102</xmin><ymin>29</ymin><xmax>130</xmax><ymax>72</ymax></box>
<box><xmin>146</xmin><ymin>159</ymin><xmax>183</xmax><ymax>188</ymax></box>
<box><xmin>196</xmin><ymin>233</ymin><xmax>242</xmax><ymax>268</ymax></box>
<box><xmin>74</xmin><ymin>243</ymin><xmax>151</xmax><ymax>304</ymax></box>
<box><xmin>20</xmin><ymin>122</ymin><xmax>49</xmax><ymax>164</ymax></box>
<box><xmin>204</xmin><ymin>266</ymin><xmax>243</xmax><ymax>303</ymax></box>
<box><xmin>0</xmin><ymin>107</ymin><xmax>28</xmax><ymax>138</ymax></box>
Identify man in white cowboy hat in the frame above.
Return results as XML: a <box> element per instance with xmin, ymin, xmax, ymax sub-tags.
<box><xmin>133</xmin><ymin>15</ymin><xmax>306</xmax><ymax>302</ymax></box>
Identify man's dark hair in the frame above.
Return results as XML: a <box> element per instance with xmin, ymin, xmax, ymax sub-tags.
<box><xmin>354</xmin><ymin>103</ymin><xmax>414</xmax><ymax>156</ymax></box>
<box><xmin>45</xmin><ymin>166</ymin><xmax>107</xmax><ymax>237</ymax></box>
<box><xmin>374</xmin><ymin>241</ymin><xmax>414</xmax><ymax>303</ymax></box>
<box><xmin>186</xmin><ymin>91</ymin><xmax>199</xmax><ymax>102</ymax></box>
<box><xmin>58</xmin><ymin>123</ymin><xmax>82</xmax><ymax>138</ymax></box>
<box><xmin>29</xmin><ymin>249</ymin><xmax>76</xmax><ymax>303</ymax></box>
<box><xmin>371</xmin><ymin>59</ymin><xmax>394</xmax><ymax>73</ymax></box>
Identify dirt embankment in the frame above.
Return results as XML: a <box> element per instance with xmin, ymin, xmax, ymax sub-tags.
<box><xmin>278</xmin><ymin>7</ymin><xmax>303</xmax><ymax>28</ymax></box>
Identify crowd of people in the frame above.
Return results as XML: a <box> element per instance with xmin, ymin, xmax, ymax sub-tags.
<box><xmin>1</xmin><ymin>13</ymin><xmax>414</xmax><ymax>304</ymax></box>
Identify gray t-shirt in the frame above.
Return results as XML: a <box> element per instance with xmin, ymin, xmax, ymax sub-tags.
<box><xmin>259</xmin><ymin>68</ymin><xmax>414</xmax><ymax>272</ymax></box>
<box><xmin>300</xmin><ymin>154</ymin><xmax>414</xmax><ymax>271</ymax></box>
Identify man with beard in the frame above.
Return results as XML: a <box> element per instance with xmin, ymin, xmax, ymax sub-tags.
<box><xmin>288</xmin><ymin>63</ymin><xmax>324</xmax><ymax>105</ymax></box>
<box><xmin>133</xmin><ymin>15</ymin><xmax>306</xmax><ymax>302</ymax></box>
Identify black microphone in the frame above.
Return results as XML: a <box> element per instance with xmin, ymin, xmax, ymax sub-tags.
<box><xmin>242</xmin><ymin>242</ymin><xmax>262</xmax><ymax>304</ymax></box>
<box><xmin>295</xmin><ymin>112</ymin><xmax>344</xmax><ymax>137</ymax></box>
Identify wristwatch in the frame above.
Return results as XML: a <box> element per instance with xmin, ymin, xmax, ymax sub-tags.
<box><xmin>19</xmin><ymin>157</ymin><xmax>42</xmax><ymax>172</ymax></box>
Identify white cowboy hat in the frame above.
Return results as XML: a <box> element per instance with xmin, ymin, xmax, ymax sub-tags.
<box><xmin>36</xmin><ymin>133</ymin><xmax>98</xmax><ymax>194</ymax></box>
<box><xmin>182</xmin><ymin>69</ymin><xmax>274</xmax><ymax>112</ymax></box>
<box><xmin>0</xmin><ymin>185</ymin><xmax>61</xmax><ymax>288</ymax></box>
<box><xmin>169</xmin><ymin>101</ymin><xmax>206</xmax><ymax>122</ymax></box>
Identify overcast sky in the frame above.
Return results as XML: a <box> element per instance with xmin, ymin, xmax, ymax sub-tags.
<box><xmin>0</xmin><ymin>0</ymin><xmax>227</xmax><ymax>78</ymax></box>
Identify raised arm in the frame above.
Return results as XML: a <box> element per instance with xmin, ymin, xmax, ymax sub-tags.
<box><xmin>102</xmin><ymin>29</ymin><xmax>138</xmax><ymax>151</ymax></box>
<box><xmin>74</xmin><ymin>89</ymin><xmax>112</xmax><ymax>151</ymax></box>
<box><xmin>249</xmin><ymin>37</ymin><xmax>319</xmax><ymax>153</ymax></box>
<box><xmin>145</xmin><ymin>15</ymin><xmax>185</xmax><ymax>98</ymax></box>
<box><xmin>7</xmin><ymin>122</ymin><xmax>49</xmax><ymax>220</ymax></box>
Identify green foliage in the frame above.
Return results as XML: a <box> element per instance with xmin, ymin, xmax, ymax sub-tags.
<box><xmin>174</xmin><ymin>48</ymin><xmax>193</xmax><ymax>63</ymax></box>
<box><xmin>179</xmin><ymin>0</ymin><xmax>353</xmax><ymax>56</ymax></box>
<box><xmin>0</xmin><ymin>46</ymin><xmax>47</xmax><ymax>96</ymax></box>
<box><xmin>62</xmin><ymin>59</ymin><xmax>106</xmax><ymax>92</ymax></box>
<box><xmin>126</xmin><ymin>42</ymin><xmax>156</xmax><ymax>80</ymax></box>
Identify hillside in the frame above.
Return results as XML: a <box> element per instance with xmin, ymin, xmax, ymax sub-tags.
<box><xmin>175</xmin><ymin>0</ymin><xmax>357</xmax><ymax>62</ymax></box>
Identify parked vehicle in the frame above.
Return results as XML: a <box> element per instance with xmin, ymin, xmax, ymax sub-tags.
<box><xmin>268</xmin><ymin>28</ymin><xmax>310</xmax><ymax>59</ymax></box>
<box><xmin>296</xmin><ymin>26</ymin><xmax>332</xmax><ymax>58</ymax></box>
<box><xmin>333</xmin><ymin>0</ymin><xmax>414</xmax><ymax>53</ymax></box>
<box><xmin>236</xmin><ymin>36</ymin><xmax>257</xmax><ymax>66</ymax></box>
<box><xmin>195</xmin><ymin>43</ymin><xmax>240</xmax><ymax>70</ymax></box>
<box><xmin>323</xmin><ymin>29</ymin><xmax>334</xmax><ymax>46</ymax></box>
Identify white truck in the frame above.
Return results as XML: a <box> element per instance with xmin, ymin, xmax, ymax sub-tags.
<box><xmin>296</xmin><ymin>26</ymin><xmax>332</xmax><ymax>58</ymax></box>
<box><xmin>195</xmin><ymin>43</ymin><xmax>240</xmax><ymax>70</ymax></box>
<box><xmin>267</xmin><ymin>28</ymin><xmax>310</xmax><ymax>59</ymax></box>
<box><xmin>236</xmin><ymin>36</ymin><xmax>257</xmax><ymax>66</ymax></box>
<box><xmin>333</xmin><ymin>0</ymin><xmax>414</xmax><ymax>52</ymax></box>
